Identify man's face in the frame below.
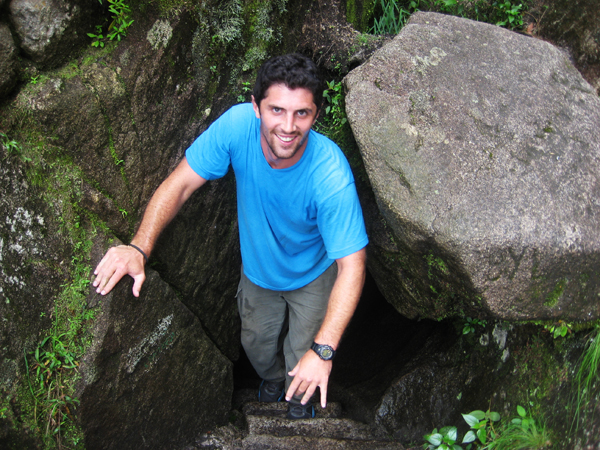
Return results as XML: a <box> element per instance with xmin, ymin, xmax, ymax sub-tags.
<box><xmin>252</xmin><ymin>83</ymin><xmax>319</xmax><ymax>169</ymax></box>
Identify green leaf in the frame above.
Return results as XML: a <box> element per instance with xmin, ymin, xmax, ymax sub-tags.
<box><xmin>462</xmin><ymin>430</ymin><xmax>476</xmax><ymax>443</ymax></box>
<box><xmin>489</xmin><ymin>411</ymin><xmax>501</xmax><ymax>422</ymax></box>
<box><xmin>517</xmin><ymin>405</ymin><xmax>526</xmax><ymax>417</ymax></box>
<box><xmin>476</xmin><ymin>427</ymin><xmax>487</xmax><ymax>444</ymax></box>
<box><xmin>462</xmin><ymin>414</ymin><xmax>480</xmax><ymax>427</ymax></box>
<box><xmin>443</xmin><ymin>426</ymin><xmax>458</xmax><ymax>443</ymax></box>
<box><xmin>426</xmin><ymin>433</ymin><xmax>443</xmax><ymax>446</ymax></box>
<box><xmin>469</xmin><ymin>410</ymin><xmax>486</xmax><ymax>420</ymax></box>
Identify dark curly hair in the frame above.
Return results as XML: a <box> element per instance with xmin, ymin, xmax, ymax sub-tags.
<box><xmin>253</xmin><ymin>53</ymin><xmax>324</xmax><ymax>110</ymax></box>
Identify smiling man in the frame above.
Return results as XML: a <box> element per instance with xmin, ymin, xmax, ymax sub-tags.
<box><xmin>92</xmin><ymin>53</ymin><xmax>368</xmax><ymax>419</ymax></box>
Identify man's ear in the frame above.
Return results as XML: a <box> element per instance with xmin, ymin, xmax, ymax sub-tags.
<box><xmin>251</xmin><ymin>95</ymin><xmax>261</xmax><ymax>119</ymax></box>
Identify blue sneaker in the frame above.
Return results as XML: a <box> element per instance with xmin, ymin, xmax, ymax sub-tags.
<box><xmin>287</xmin><ymin>401</ymin><xmax>315</xmax><ymax>419</ymax></box>
<box><xmin>258</xmin><ymin>379</ymin><xmax>285</xmax><ymax>402</ymax></box>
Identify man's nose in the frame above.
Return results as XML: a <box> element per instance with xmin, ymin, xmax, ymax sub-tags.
<box><xmin>282</xmin><ymin>112</ymin><xmax>295</xmax><ymax>133</ymax></box>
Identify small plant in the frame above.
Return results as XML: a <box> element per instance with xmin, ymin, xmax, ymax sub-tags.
<box><xmin>87</xmin><ymin>25</ymin><xmax>105</xmax><ymax>47</ymax></box>
<box><xmin>88</xmin><ymin>0</ymin><xmax>134</xmax><ymax>47</ymax></box>
<box><xmin>571</xmin><ymin>324</ymin><xmax>600</xmax><ymax>434</ymax></box>
<box><xmin>544</xmin><ymin>320</ymin><xmax>572</xmax><ymax>339</ymax></box>
<box><xmin>315</xmin><ymin>79</ymin><xmax>348</xmax><ymax>142</ymax></box>
<box><xmin>28</xmin><ymin>333</ymin><xmax>81</xmax><ymax>443</ymax></box>
<box><xmin>424</xmin><ymin>425</ymin><xmax>461</xmax><ymax>449</ymax></box>
<box><xmin>494</xmin><ymin>1</ymin><xmax>524</xmax><ymax>29</ymax></box>
<box><xmin>370</xmin><ymin>0</ymin><xmax>419</xmax><ymax>35</ymax></box>
<box><xmin>237</xmin><ymin>81</ymin><xmax>253</xmax><ymax>103</ymax></box>
<box><xmin>463</xmin><ymin>317</ymin><xmax>487</xmax><ymax>335</ymax></box>
<box><xmin>0</xmin><ymin>406</ymin><xmax>7</xmax><ymax>419</ymax></box>
<box><xmin>1</xmin><ymin>131</ymin><xmax>20</xmax><ymax>154</ymax></box>
<box><xmin>487</xmin><ymin>406</ymin><xmax>551</xmax><ymax>449</ymax></box>
<box><xmin>435</xmin><ymin>0</ymin><xmax>465</xmax><ymax>16</ymax></box>
<box><xmin>322</xmin><ymin>80</ymin><xmax>347</xmax><ymax>129</ymax></box>
<box><xmin>1</xmin><ymin>132</ymin><xmax>31</xmax><ymax>162</ymax></box>
<box><xmin>462</xmin><ymin>409</ymin><xmax>501</xmax><ymax>447</ymax></box>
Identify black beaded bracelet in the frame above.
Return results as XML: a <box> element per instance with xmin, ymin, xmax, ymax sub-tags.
<box><xmin>129</xmin><ymin>244</ymin><xmax>148</xmax><ymax>263</ymax></box>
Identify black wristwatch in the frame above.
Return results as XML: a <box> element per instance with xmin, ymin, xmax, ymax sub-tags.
<box><xmin>311</xmin><ymin>342</ymin><xmax>336</xmax><ymax>361</ymax></box>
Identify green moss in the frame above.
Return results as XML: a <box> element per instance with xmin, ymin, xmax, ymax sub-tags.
<box><xmin>346</xmin><ymin>0</ymin><xmax>378</xmax><ymax>32</ymax></box>
<box><xmin>1</xmin><ymin>101</ymin><xmax>104</xmax><ymax>448</ymax></box>
<box><xmin>545</xmin><ymin>278</ymin><xmax>567</xmax><ymax>307</ymax></box>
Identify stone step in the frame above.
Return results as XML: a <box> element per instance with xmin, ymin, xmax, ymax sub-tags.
<box><xmin>242</xmin><ymin>401</ymin><xmax>343</xmax><ymax>419</ymax></box>
<box><xmin>246</xmin><ymin>415</ymin><xmax>380</xmax><ymax>441</ymax></box>
<box><xmin>239</xmin><ymin>434</ymin><xmax>406</xmax><ymax>449</ymax></box>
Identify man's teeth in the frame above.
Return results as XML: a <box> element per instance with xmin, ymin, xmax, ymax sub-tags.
<box><xmin>278</xmin><ymin>135</ymin><xmax>294</xmax><ymax>142</ymax></box>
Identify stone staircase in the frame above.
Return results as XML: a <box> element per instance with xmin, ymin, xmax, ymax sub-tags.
<box><xmin>186</xmin><ymin>390</ymin><xmax>406</xmax><ymax>450</ymax></box>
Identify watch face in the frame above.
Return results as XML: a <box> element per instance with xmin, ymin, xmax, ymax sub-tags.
<box><xmin>320</xmin><ymin>347</ymin><xmax>333</xmax><ymax>359</ymax></box>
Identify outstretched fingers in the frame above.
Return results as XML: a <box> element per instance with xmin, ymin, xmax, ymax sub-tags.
<box><xmin>92</xmin><ymin>245</ymin><xmax>146</xmax><ymax>296</ymax></box>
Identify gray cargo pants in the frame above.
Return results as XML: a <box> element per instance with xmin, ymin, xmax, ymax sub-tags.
<box><xmin>236</xmin><ymin>262</ymin><xmax>338</xmax><ymax>393</ymax></box>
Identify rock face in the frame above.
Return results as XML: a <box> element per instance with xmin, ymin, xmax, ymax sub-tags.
<box><xmin>1</xmin><ymin>5</ymin><xmax>243</xmax><ymax>448</ymax></box>
<box><xmin>537</xmin><ymin>0</ymin><xmax>600</xmax><ymax>93</ymax></box>
<box><xmin>9</xmin><ymin>0</ymin><xmax>102</xmax><ymax>67</ymax></box>
<box><xmin>345</xmin><ymin>12</ymin><xmax>600</xmax><ymax>321</ymax></box>
<box><xmin>78</xmin><ymin>242</ymin><xmax>232</xmax><ymax>450</ymax></box>
<box><xmin>0</xmin><ymin>23</ymin><xmax>19</xmax><ymax>98</ymax></box>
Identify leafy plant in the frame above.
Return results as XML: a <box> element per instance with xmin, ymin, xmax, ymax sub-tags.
<box><xmin>1</xmin><ymin>132</ymin><xmax>32</xmax><ymax>162</ymax></box>
<box><xmin>322</xmin><ymin>80</ymin><xmax>347</xmax><ymax>129</ymax></box>
<box><xmin>462</xmin><ymin>409</ymin><xmax>501</xmax><ymax>447</ymax></box>
<box><xmin>28</xmin><ymin>333</ymin><xmax>81</xmax><ymax>444</ymax></box>
<box><xmin>88</xmin><ymin>0</ymin><xmax>134</xmax><ymax>47</ymax></box>
<box><xmin>494</xmin><ymin>1</ymin><xmax>523</xmax><ymax>29</ymax></box>
<box><xmin>544</xmin><ymin>320</ymin><xmax>572</xmax><ymax>339</ymax></box>
<box><xmin>463</xmin><ymin>317</ymin><xmax>488</xmax><ymax>335</ymax></box>
<box><xmin>486</xmin><ymin>406</ymin><xmax>551</xmax><ymax>449</ymax></box>
<box><xmin>423</xmin><ymin>406</ymin><xmax>552</xmax><ymax>450</ymax></box>
<box><xmin>424</xmin><ymin>425</ymin><xmax>462</xmax><ymax>450</ymax></box>
<box><xmin>105</xmin><ymin>0</ymin><xmax>134</xmax><ymax>42</ymax></box>
<box><xmin>0</xmin><ymin>407</ymin><xmax>7</xmax><ymax>419</ymax></box>
<box><xmin>237</xmin><ymin>81</ymin><xmax>253</xmax><ymax>103</ymax></box>
<box><xmin>24</xmin><ymin>234</ymin><xmax>96</xmax><ymax>448</ymax></box>
<box><xmin>315</xmin><ymin>79</ymin><xmax>349</xmax><ymax>143</ymax></box>
<box><xmin>88</xmin><ymin>25</ymin><xmax>105</xmax><ymax>48</ymax></box>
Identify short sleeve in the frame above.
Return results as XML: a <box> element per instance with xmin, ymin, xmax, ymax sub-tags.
<box><xmin>185</xmin><ymin>109</ymin><xmax>235</xmax><ymax>180</ymax></box>
<box><xmin>317</xmin><ymin>182</ymin><xmax>369</xmax><ymax>260</ymax></box>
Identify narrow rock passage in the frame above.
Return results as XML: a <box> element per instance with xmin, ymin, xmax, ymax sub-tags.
<box><xmin>187</xmin><ymin>389</ymin><xmax>406</xmax><ymax>449</ymax></box>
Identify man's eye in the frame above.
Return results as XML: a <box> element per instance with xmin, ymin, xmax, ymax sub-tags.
<box><xmin>272</xmin><ymin>107</ymin><xmax>282</xmax><ymax>113</ymax></box>
<box><xmin>297</xmin><ymin>110</ymin><xmax>307</xmax><ymax>117</ymax></box>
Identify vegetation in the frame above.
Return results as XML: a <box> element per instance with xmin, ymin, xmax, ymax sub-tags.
<box><xmin>88</xmin><ymin>0</ymin><xmax>135</xmax><ymax>47</ymax></box>
<box><xmin>463</xmin><ymin>317</ymin><xmax>487</xmax><ymax>335</ymax></box>
<box><xmin>570</xmin><ymin>324</ymin><xmax>600</xmax><ymax>436</ymax></box>
<box><xmin>2</xmin><ymin>124</ymin><xmax>101</xmax><ymax>448</ymax></box>
<box><xmin>369</xmin><ymin>0</ymin><xmax>528</xmax><ymax>35</ymax></box>
<box><xmin>423</xmin><ymin>406</ymin><xmax>551</xmax><ymax>449</ymax></box>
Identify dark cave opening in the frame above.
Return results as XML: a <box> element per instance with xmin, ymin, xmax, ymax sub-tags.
<box><xmin>232</xmin><ymin>269</ymin><xmax>453</xmax><ymax>411</ymax></box>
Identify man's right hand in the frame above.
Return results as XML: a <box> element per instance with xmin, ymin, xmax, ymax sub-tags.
<box><xmin>92</xmin><ymin>245</ymin><xmax>147</xmax><ymax>297</ymax></box>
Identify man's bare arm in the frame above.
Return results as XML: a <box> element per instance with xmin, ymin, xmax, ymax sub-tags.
<box><xmin>92</xmin><ymin>157</ymin><xmax>207</xmax><ymax>297</ymax></box>
<box><xmin>286</xmin><ymin>247</ymin><xmax>367</xmax><ymax>407</ymax></box>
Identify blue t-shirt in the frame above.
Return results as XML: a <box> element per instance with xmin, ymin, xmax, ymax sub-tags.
<box><xmin>186</xmin><ymin>103</ymin><xmax>368</xmax><ymax>291</ymax></box>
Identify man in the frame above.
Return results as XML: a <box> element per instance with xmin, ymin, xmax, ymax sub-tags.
<box><xmin>93</xmin><ymin>53</ymin><xmax>368</xmax><ymax>419</ymax></box>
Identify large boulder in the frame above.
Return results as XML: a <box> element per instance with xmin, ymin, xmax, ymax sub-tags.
<box><xmin>8</xmin><ymin>0</ymin><xmax>103</xmax><ymax>67</ymax></box>
<box><xmin>78</xmin><ymin>241</ymin><xmax>232</xmax><ymax>450</ymax></box>
<box><xmin>17</xmin><ymin>8</ymin><xmax>243</xmax><ymax>360</ymax></box>
<box><xmin>345</xmin><ymin>12</ymin><xmax>600</xmax><ymax>321</ymax></box>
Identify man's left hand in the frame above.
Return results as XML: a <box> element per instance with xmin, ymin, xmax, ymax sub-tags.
<box><xmin>286</xmin><ymin>349</ymin><xmax>332</xmax><ymax>408</ymax></box>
